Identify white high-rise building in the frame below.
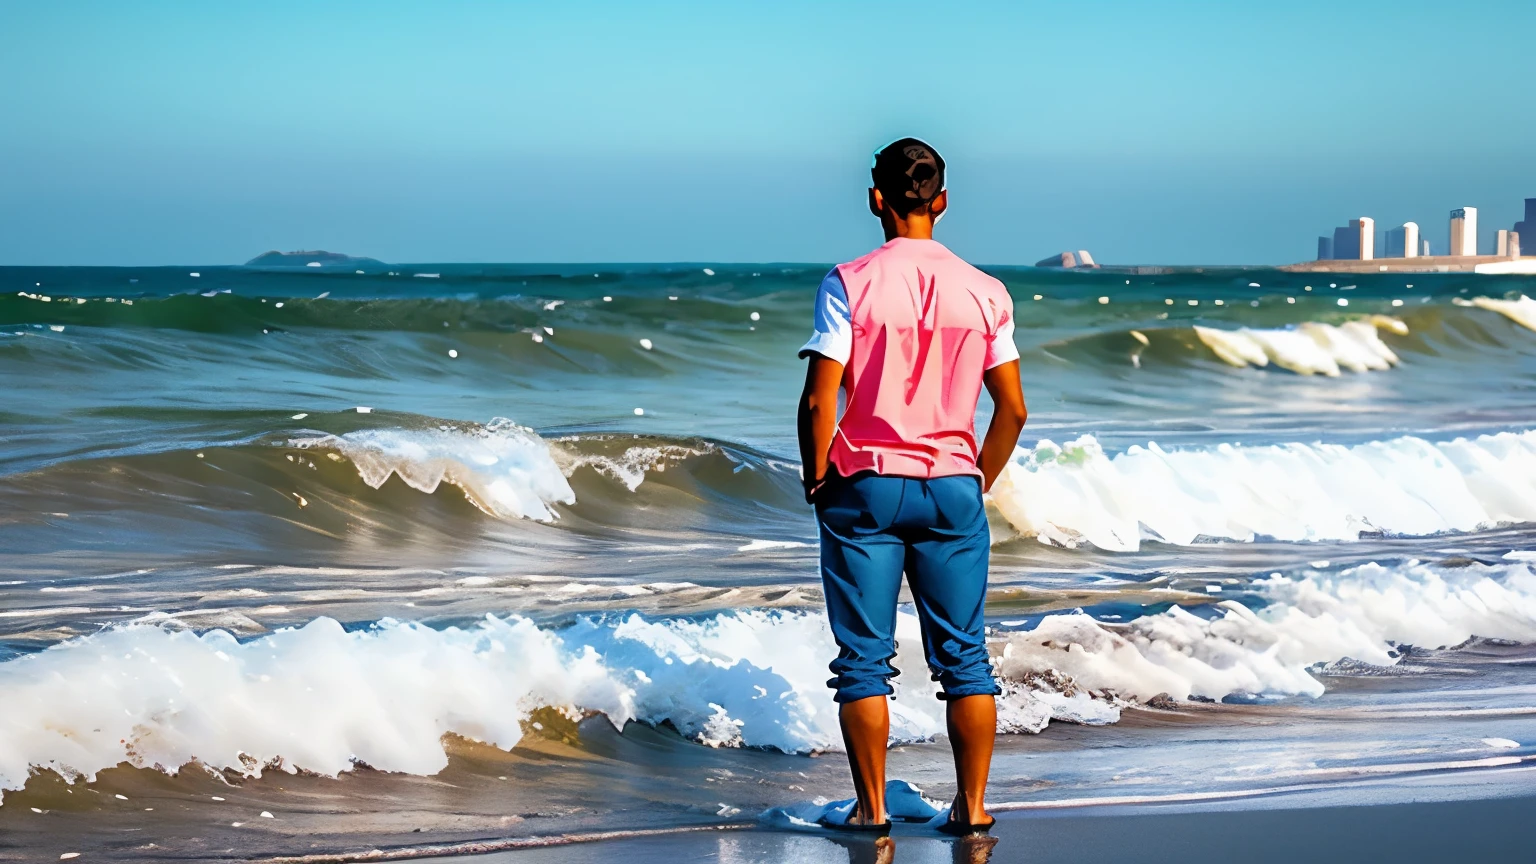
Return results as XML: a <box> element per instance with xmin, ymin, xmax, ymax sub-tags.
<box><xmin>1496</xmin><ymin>229</ymin><xmax>1512</xmax><ymax>257</ymax></box>
<box><xmin>1450</xmin><ymin>207</ymin><xmax>1478</xmax><ymax>256</ymax></box>
<box><xmin>1325</xmin><ymin>216</ymin><xmax>1376</xmax><ymax>260</ymax></box>
<box><xmin>1386</xmin><ymin>222</ymin><xmax>1420</xmax><ymax>258</ymax></box>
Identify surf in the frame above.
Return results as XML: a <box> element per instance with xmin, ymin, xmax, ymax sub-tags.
<box><xmin>3</xmin><ymin>558</ymin><xmax>1532</xmax><ymax>799</ymax></box>
<box><xmin>991</xmin><ymin>430</ymin><xmax>1536</xmax><ymax>551</ymax></box>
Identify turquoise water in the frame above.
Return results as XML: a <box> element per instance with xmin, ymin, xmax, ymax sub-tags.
<box><xmin>2</xmin><ymin>262</ymin><xmax>1536</xmax><ymax>860</ymax></box>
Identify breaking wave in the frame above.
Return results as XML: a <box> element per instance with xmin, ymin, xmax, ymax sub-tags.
<box><xmin>0</xmin><ymin>418</ymin><xmax>807</xmax><ymax>552</ymax></box>
<box><xmin>1472</xmin><ymin>295</ymin><xmax>1536</xmax><ymax>332</ymax></box>
<box><xmin>3</xmin><ymin>559</ymin><xmax>1532</xmax><ymax>797</ymax></box>
<box><xmin>284</xmin><ymin>421</ymin><xmax>794</xmax><ymax>524</ymax></box>
<box><xmin>991</xmin><ymin>430</ymin><xmax>1536</xmax><ymax>551</ymax></box>
<box><xmin>998</xmin><ymin>560</ymin><xmax>1536</xmax><ymax>701</ymax></box>
<box><xmin>0</xmin><ymin>607</ymin><xmax>1105</xmax><ymax>797</ymax></box>
<box><xmin>289</xmin><ymin>421</ymin><xmax>580</xmax><ymax>521</ymax></box>
<box><xmin>287</xmin><ymin>424</ymin><xmax>1536</xmax><ymax>554</ymax></box>
<box><xmin>1043</xmin><ymin>301</ymin><xmax>1536</xmax><ymax>375</ymax></box>
<box><xmin>1192</xmin><ymin>315</ymin><xmax>1406</xmax><ymax>375</ymax></box>
<box><xmin>12</xmin><ymin>419</ymin><xmax>1536</xmax><ymax>554</ymax></box>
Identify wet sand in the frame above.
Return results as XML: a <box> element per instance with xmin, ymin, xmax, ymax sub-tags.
<box><xmin>483</xmin><ymin>793</ymin><xmax>1535</xmax><ymax>864</ymax></box>
<box><xmin>8</xmin><ymin>692</ymin><xmax>1534</xmax><ymax>863</ymax></box>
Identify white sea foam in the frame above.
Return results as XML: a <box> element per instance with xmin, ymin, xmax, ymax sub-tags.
<box><xmin>989</xmin><ymin>430</ymin><xmax>1536</xmax><ymax>551</ymax></box>
<box><xmin>737</xmin><ymin>539</ymin><xmax>810</xmax><ymax>552</ymax></box>
<box><xmin>291</xmin><ymin>420</ymin><xmax>575</xmax><ymax>520</ymax></box>
<box><xmin>1473</xmin><ymin>295</ymin><xmax>1536</xmax><ymax>332</ymax></box>
<box><xmin>288</xmin><ymin>421</ymin><xmax>709</xmax><ymax>520</ymax></box>
<box><xmin>997</xmin><ymin>560</ymin><xmax>1536</xmax><ymax>702</ymax></box>
<box><xmin>1194</xmin><ymin>316</ymin><xmax>1405</xmax><ymax>375</ymax></box>
<box><xmin>2</xmin><ymin>561</ymin><xmax>1532</xmax><ymax>796</ymax></box>
<box><xmin>0</xmin><ymin>608</ymin><xmax>1083</xmax><ymax>796</ymax></box>
<box><xmin>549</xmin><ymin>438</ymin><xmax>710</xmax><ymax>492</ymax></box>
<box><xmin>0</xmin><ymin>614</ymin><xmax>625</xmax><ymax>794</ymax></box>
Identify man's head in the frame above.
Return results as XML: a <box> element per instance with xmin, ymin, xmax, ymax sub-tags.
<box><xmin>869</xmin><ymin>138</ymin><xmax>947</xmax><ymax>235</ymax></box>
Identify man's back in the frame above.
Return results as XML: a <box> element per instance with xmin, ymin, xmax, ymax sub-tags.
<box><xmin>822</xmin><ymin>236</ymin><xmax>1017</xmax><ymax>479</ymax></box>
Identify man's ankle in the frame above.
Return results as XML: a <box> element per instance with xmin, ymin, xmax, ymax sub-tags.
<box><xmin>953</xmin><ymin>793</ymin><xmax>988</xmax><ymax>821</ymax></box>
<box><xmin>855</xmin><ymin>803</ymin><xmax>886</xmax><ymax>824</ymax></box>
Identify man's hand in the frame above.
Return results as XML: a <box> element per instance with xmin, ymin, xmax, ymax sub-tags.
<box><xmin>797</xmin><ymin>354</ymin><xmax>844</xmax><ymax>506</ymax></box>
<box><xmin>803</xmin><ymin>477</ymin><xmax>825</xmax><ymax>506</ymax></box>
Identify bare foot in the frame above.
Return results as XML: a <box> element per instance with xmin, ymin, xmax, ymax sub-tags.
<box><xmin>950</xmin><ymin>793</ymin><xmax>992</xmax><ymax>828</ymax></box>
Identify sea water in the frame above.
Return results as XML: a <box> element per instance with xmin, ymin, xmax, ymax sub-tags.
<box><xmin>2</xmin><ymin>263</ymin><xmax>1536</xmax><ymax>859</ymax></box>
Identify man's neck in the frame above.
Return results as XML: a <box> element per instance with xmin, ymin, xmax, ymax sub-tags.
<box><xmin>883</xmin><ymin>214</ymin><xmax>936</xmax><ymax>242</ymax></box>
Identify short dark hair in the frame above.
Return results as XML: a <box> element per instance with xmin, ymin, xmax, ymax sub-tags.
<box><xmin>872</xmin><ymin>138</ymin><xmax>945</xmax><ymax>217</ymax></box>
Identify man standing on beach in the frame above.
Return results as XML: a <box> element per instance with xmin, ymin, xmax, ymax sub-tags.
<box><xmin>797</xmin><ymin>138</ymin><xmax>1028</xmax><ymax>834</ymax></box>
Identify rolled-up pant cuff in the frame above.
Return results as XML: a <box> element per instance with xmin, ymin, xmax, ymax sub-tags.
<box><xmin>828</xmin><ymin>674</ymin><xmax>896</xmax><ymax>704</ymax></box>
<box><xmin>935</xmin><ymin>680</ymin><xmax>1003</xmax><ymax>700</ymax></box>
<box><xmin>932</xmin><ymin>660</ymin><xmax>1002</xmax><ymax>700</ymax></box>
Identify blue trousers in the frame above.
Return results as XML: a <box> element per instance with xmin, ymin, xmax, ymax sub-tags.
<box><xmin>815</xmin><ymin>472</ymin><xmax>1001</xmax><ymax>704</ymax></box>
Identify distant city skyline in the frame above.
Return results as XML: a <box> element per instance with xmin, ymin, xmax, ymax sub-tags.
<box><xmin>2</xmin><ymin>1</ymin><xmax>1533</xmax><ymax>266</ymax></box>
<box><xmin>1317</xmin><ymin>197</ymin><xmax>1530</xmax><ymax>262</ymax></box>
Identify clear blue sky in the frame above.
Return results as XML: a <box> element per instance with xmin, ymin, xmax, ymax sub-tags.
<box><xmin>2</xmin><ymin>0</ymin><xmax>1532</xmax><ymax>266</ymax></box>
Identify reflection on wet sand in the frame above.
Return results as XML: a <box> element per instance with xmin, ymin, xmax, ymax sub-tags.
<box><xmin>826</xmin><ymin>833</ymin><xmax>999</xmax><ymax>864</ymax></box>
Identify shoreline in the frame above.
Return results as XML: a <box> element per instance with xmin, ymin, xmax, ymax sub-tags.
<box><xmin>1283</xmin><ymin>255</ymin><xmax>1536</xmax><ymax>274</ymax></box>
<box><xmin>454</xmin><ymin>790</ymin><xmax>1536</xmax><ymax>864</ymax></box>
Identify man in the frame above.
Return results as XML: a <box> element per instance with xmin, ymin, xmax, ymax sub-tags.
<box><xmin>797</xmin><ymin>137</ymin><xmax>1027</xmax><ymax>835</ymax></box>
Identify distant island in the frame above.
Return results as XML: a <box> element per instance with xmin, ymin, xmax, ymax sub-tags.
<box><xmin>242</xmin><ymin>250</ymin><xmax>391</xmax><ymax>271</ymax></box>
<box><xmin>1035</xmin><ymin>250</ymin><xmax>1099</xmax><ymax>269</ymax></box>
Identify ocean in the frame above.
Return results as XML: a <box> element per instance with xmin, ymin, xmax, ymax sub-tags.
<box><xmin>2</xmin><ymin>261</ymin><xmax>1535</xmax><ymax>861</ymax></box>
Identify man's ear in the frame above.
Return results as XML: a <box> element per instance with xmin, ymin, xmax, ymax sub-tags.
<box><xmin>868</xmin><ymin>187</ymin><xmax>885</xmax><ymax>218</ymax></box>
<box><xmin>930</xmin><ymin>189</ymin><xmax>948</xmax><ymax>221</ymax></box>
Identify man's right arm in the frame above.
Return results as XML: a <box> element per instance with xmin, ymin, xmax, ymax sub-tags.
<box><xmin>977</xmin><ymin>290</ymin><xmax>1025</xmax><ymax>492</ymax></box>
<box><xmin>796</xmin><ymin>270</ymin><xmax>852</xmax><ymax>503</ymax></box>
<box><xmin>797</xmin><ymin>354</ymin><xmax>845</xmax><ymax>503</ymax></box>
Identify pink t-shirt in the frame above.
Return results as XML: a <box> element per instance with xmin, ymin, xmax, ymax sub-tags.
<box><xmin>799</xmin><ymin>238</ymin><xmax>1018</xmax><ymax>479</ymax></box>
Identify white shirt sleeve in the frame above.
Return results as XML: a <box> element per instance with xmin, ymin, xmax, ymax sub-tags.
<box><xmin>798</xmin><ymin>269</ymin><xmax>852</xmax><ymax>364</ymax></box>
<box><xmin>984</xmin><ymin>293</ymin><xmax>1020</xmax><ymax>369</ymax></box>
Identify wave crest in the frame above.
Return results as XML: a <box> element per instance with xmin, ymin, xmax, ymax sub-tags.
<box><xmin>0</xmin><ymin>607</ymin><xmax>1097</xmax><ymax>796</ymax></box>
<box><xmin>990</xmin><ymin>431</ymin><xmax>1536</xmax><ymax>551</ymax></box>
<box><xmin>286</xmin><ymin>420</ymin><xmax>721</xmax><ymax>521</ymax></box>
<box><xmin>998</xmin><ymin>560</ymin><xmax>1536</xmax><ymax>701</ymax></box>
<box><xmin>290</xmin><ymin>419</ymin><xmax>576</xmax><ymax>521</ymax></box>
<box><xmin>1193</xmin><ymin>316</ymin><xmax>1405</xmax><ymax>375</ymax></box>
<box><xmin>4</xmin><ymin>560</ymin><xmax>1532</xmax><ymax>796</ymax></box>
